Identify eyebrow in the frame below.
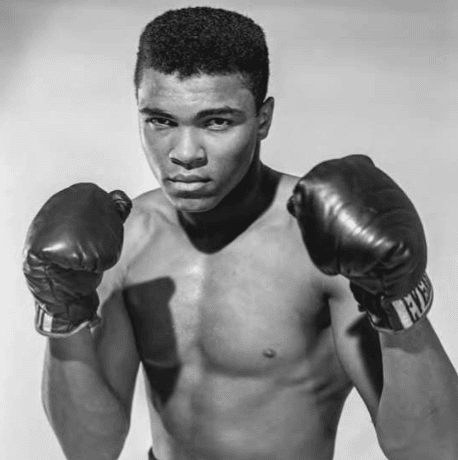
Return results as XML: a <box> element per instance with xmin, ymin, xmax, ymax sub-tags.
<box><xmin>138</xmin><ymin>106</ymin><xmax>245</xmax><ymax>118</ymax></box>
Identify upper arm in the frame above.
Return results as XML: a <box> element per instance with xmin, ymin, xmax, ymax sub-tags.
<box><xmin>91</xmin><ymin>224</ymin><xmax>141</xmax><ymax>420</ymax></box>
<box><xmin>92</xmin><ymin>282</ymin><xmax>140</xmax><ymax>420</ymax></box>
<box><xmin>327</xmin><ymin>274</ymin><xmax>383</xmax><ymax>422</ymax></box>
<box><xmin>90</xmin><ymin>193</ymin><xmax>160</xmax><ymax>420</ymax></box>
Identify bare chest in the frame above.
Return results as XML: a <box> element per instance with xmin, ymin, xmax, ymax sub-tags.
<box><xmin>122</xmin><ymin>222</ymin><xmax>330</xmax><ymax>377</ymax></box>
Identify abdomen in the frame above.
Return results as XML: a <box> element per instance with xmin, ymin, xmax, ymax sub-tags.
<box><xmin>147</xmin><ymin>330</ymin><xmax>352</xmax><ymax>460</ymax></box>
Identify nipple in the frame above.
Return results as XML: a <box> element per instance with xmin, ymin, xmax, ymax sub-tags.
<box><xmin>263</xmin><ymin>348</ymin><xmax>276</xmax><ymax>359</ymax></box>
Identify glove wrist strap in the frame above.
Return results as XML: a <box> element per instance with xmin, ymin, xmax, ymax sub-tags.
<box><xmin>356</xmin><ymin>272</ymin><xmax>433</xmax><ymax>334</ymax></box>
<box><xmin>35</xmin><ymin>302</ymin><xmax>101</xmax><ymax>338</ymax></box>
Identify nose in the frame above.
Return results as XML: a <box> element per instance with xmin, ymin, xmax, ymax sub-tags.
<box><xmin>169</xmin><ymin>127</ymin><xmax>207</xmax><ymax>170</ymax></box>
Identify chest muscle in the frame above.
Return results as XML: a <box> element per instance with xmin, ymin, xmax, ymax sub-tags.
<box><xmin>123</xmin><ymin>224</ymin><xmax>329</xmax><ymax>376</ymax></box>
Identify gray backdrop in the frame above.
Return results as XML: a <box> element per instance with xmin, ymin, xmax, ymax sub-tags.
<box><xmin>2</xmin><ymin>0</ymin><xmax>457</xmax><ymax>459</ymax></box>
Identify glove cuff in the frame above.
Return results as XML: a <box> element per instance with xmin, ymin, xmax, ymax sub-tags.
<box><xmin>352</xmin><ymin>272</ymin><xmax>433</xmax><ymax>334</ymax></box>
<box><xmin>35</xmin><ymin>301</ymin><xmax>101</xmax><ymax>338</ymax></box>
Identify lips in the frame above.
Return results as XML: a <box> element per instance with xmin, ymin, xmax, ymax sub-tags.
<box><xmin>169</xmin><ymin>174</ymin><xmax>211</xmax><ymax>183</ymax></box>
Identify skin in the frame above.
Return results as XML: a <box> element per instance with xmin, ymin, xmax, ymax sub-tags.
<box><xmin>41</xmin><ymin>68</ymin><xmax>458</xmax><ymax>460</ymax></box>
<box><xmin>92</xmin><ymin>69</ymin><xmax>380</xmax><ymax>460</ymax></box>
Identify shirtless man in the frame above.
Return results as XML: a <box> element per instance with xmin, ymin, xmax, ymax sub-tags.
<box><xmin>23</xmin><ymin>7</ymin><xmax>458</xmax><ymax>460</ymax></box>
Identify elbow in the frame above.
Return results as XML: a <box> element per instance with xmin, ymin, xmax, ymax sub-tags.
<box><xmin>40</xmin><ymin>367</ymin><xmax>131</xmax><ymax>459</ymax></box>
<box><xmin>60</xmin><ymin>424</ymin><xmax>130</xmax><ymax>460</ymax></box>
<box><xmin>376</xmin><ymin>414</ymin><xmax>458</xmax><ymax>460</ymax></box>
<box><xmin>378</xmin><ymin>439</ymin><xmax>458</xmax><ymax>460</ymax></box>
<box><xmin>41</xmin><ymin>396</ymin><xmax>130</xmax><ymax>460</ymax></box>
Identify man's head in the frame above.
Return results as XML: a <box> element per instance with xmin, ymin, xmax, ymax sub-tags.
<box><xmin>134</xmin><ymin>7</ymin><xmax>269</xmax><ymax>112</ymax></box>
<box><xmin>135</xmin><ymin>7</ymin><xmax>274</xmax><ymax>215</ymax></box>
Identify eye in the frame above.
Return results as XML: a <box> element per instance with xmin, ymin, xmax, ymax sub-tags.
<box><xmin>206</xmin><ymin>118</ymin><xmax>233</xmax><ymax>130</ymax></box>
<box><xmin>146</xmin><ymin>117</ymin><xmax>175</xmax><ymax>128</ymax></box>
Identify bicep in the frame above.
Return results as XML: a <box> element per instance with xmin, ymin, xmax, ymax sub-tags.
<box><xmin>327</xmin><ymin>274</ymin><xmax>383</xmax><ymax>421</ymax></box>
<box><xmin>92</xmin><ymin>273</ymin><xmax>140</xmax><ymax>419</ymax></box>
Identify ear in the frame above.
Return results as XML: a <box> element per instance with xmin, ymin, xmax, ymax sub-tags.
<box><xmin>257</xmin><ymin>97</ymin><xmax>275</xmax><ymax>141</ymax></box>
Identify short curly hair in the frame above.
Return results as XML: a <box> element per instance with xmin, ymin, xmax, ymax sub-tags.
<box><xmin>134</xmin><ymin>7</ymin><xmax>270</xmax><ymax>111</ymax></box>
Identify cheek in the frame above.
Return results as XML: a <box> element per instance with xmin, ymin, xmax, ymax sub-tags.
<box><xmin>140</xmin><ymin>127</ymin><xmax>158</xmax><ymax>156</ymax></box>
<box><xmin>213</xmin><ymin>129</ymin><xmax>258</xmax><ymax>172</ymax></box>
<box><xmin>140</xmin><ymin>128</ymin><xmax>168</xmax><ymax>174</ymax></box>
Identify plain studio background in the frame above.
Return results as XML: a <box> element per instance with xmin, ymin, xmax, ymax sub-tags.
<box><xmin>1</xmin><ymin>0</ymin><xmax>457</xmax><ymax>459</ymax></box>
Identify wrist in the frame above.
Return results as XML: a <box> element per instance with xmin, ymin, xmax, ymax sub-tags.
<box><xmin>353</xmin><ymin>272</ymin><xmax>433</xmax><ymax>334</ymax></box>
<box><xmin>35</xmin><ymin>300</ymin><xmax>101</xmax><ymax>338</ymax></box>
<box><xmin>46</xmin><ymin>325</ymin><xmax>97</xmax><ymax>361</ymax></box>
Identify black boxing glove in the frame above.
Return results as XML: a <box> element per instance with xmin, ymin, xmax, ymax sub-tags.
<box><xmin>287</xmin><ymin>154</ymin><xmax>433</xmax><ymax>333</ymax></box>
<box><xmin>23</xmin><ymin>183</ymin><xmax>132</xmax><ymax>338</ymax></box>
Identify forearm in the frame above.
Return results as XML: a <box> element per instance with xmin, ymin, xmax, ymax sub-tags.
<box><xmin>375</xmin><ymin>318</ymin><xmax>458</xmax><ymax>459</ymax></box>
<box><xmin>42</xmin><ymin>328</ymin><xmax>129</xmax><ymax>460</ymax></box>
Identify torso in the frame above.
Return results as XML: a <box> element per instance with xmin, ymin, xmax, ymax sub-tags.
<box><xmin>120</xmin><ymin>171</ymin><xmax>353</xmax><ymax>460</ymax></box>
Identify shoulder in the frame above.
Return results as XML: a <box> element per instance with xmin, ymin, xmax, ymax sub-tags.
<box><xmin>268</xmin><ymin>168</ymin><xmax>352</xmax><ymax>291</ymax></box>
<box><xmin>122</xmin><ymin>187</ymin><xmax>175</xmax><ymax>256</ymax></box>
<box><xmin>262</xmin><ymin>167</ymin><xmax>299</xmax><ymax>227</ymax></box>
<box><xmin>272</xmin><ymin>169</ymin><xmax>299</xmax><ymax>201</ymax></box>
<box><xmin>102</xmin><ymin>188</ymin><xmax>174</xmax><ymax>290</ymax></box>
<box><xmin>260</xmin><ymin>167</ymin><xmax>320</xmax><ymax>270</ymax></box>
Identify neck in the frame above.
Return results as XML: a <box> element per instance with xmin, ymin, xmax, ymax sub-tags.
<box><xmin>177</xmin><ymin>155</ymin><xmax>279</xmax><ymax>253</ymax></box>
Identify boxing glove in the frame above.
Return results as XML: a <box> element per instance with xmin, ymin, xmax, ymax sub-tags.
<box><xmin>287</xmin><ymin>154</ymin><xmax>433</xmax><ymax>333</ymax></box>
<box><xmin>23</xmin><ymin>183</ymin><xmax>132</xmax><ymax>338</ymax></box>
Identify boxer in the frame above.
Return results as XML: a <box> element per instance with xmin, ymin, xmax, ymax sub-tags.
<box><xmin>23</xmin><ymin>7</ymin><xmax>458</xmax><ymax>460</ymax></box>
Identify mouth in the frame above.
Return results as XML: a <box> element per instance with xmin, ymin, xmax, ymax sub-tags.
<box><xmin>168</xmin><ymin>174</ymin><xmax>211</xmax><ymax>184</ymax></box>
<box><xmin>166</xmin><ymin>175</ymin><xmax>212</xmax><ymax>195</ymax></box>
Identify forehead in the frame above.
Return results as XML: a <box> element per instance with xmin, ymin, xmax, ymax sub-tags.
<box><xmin>137</xmin><ymin>69</ymin><xmax>256</xmax><ymax>114</ymax></box>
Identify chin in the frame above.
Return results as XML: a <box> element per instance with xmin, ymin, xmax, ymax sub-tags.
<box><xmin>167</xmin><ymin>195</ymin><xmax>221</xmax><ymax>213</ymax></box>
